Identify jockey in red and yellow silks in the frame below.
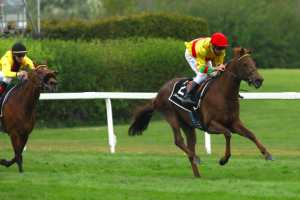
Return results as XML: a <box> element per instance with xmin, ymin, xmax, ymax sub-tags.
<box><xmin>0</xmin><ymin>43</ymin><xmax>35</xmax><ymax>96</ymax></box>
<box><xmin>185</xmin><ymin>37</ymin><xmax>225</xmax><ymax>73</ymax></box>
<box><xmin>182</xmin><ymin>33</ymin><xmax>228</xmax><ymax>105</ymax></box>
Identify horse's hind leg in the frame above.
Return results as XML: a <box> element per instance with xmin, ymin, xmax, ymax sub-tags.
<box><xmin>161</xmin><ymin>110</ymin><xmax>198</xmax><ymax>161</ymax></box>
<box><xmin>180</xmin><ymin>122</ymin><xmax>201</xmax><ymax>178</ymax></box>
<box><xmin>232</xmin><ymin>120</ymin><xmax>274</xmax><ymax>161</ymax></box>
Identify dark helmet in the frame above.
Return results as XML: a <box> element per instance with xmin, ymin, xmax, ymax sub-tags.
<box><xmin>12</xmin><ymin>43</ymin><xmax>27</xmax><ymax>53</ymax></box>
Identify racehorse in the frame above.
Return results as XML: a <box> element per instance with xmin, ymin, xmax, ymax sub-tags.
<box><xmin>0</xmin><ymin>60</ymin><xmax>58</xmax><ymax>173</ymax></box>
<box><xmin>128</xmin><ymin>47</ymin><xmax>275</xmax><ymax>178</ymax></box>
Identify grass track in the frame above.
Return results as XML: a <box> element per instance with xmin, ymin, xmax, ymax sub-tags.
<box><xmin>0</xmin><ymin>150</ymin><xmax>300</xmax><ymax>200</ymax></box>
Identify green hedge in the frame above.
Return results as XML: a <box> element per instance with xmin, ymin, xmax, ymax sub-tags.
<box><xmin>0</xmin><ymin>37</ymin><xmax>193</xmax><ymax>127</ymax></box>
<box><xmin>27</xmin><ymin>12</ymin><xmax>210</xmax><ymax>42</ymax></box>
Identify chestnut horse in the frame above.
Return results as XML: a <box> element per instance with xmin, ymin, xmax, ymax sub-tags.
<box><xmin>128</xmin><ymin>47</ymin><xmax>275</xmax><ymax>178</ymax></box>
<box><xmin>0</xmin><ymin>60</ymin><xmax>58</xmax><ymax>173</ymax></box>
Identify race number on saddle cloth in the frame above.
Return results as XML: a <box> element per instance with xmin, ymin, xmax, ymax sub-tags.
<box><xmin>169</xmin><ymin>78</ymin><xmax>212</xmax><ymax>131</ymax></box>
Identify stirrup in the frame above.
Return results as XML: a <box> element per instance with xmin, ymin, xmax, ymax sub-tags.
<box><xmin>182</xmin><ymin>97</ymin><xmax>196</xmax><ymax>105</ymax></box>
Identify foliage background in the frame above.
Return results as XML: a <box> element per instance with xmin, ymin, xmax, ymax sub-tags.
<box><xmin>25</xmin><ymin>0</ymin><xmax>300</xmax><ymax>68</ymax></box>
<box><xmin>27</xmin><ymin>12</ymin><xmax>210</xmax><ymax>42</ymax></box>
<box><xmin>0</xmin><ymin>37</ymin><xmax>190</xmax><ymax>127</ymax></box>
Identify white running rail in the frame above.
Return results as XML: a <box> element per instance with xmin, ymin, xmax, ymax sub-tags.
<box><xmin>36</xmin><ymin>92</ymin><xmax>300</xmax><ymax>154</ymax></box>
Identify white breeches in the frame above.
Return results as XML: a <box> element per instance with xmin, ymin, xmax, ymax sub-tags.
<box><xmin>185</xmin><ymin>49</ymin><xmax>216</xmax><ymax>84</ymax></box>
<box><xmin>0</xmin><ymin>71</ymin><xmax>23</xmax><ymax>84</ymax></box>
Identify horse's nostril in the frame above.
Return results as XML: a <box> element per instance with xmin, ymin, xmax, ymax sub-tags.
<box><xmin>50</xmin><ymin>81</ymin><xmax>58</xmax><ymax>86</ymax></box>
<box><xmin>255</xmin><ymin>78</ymin><xmax>263</xmax><ymax>84</ymax></box>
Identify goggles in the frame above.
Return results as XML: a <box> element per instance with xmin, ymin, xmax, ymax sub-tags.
<box><xmin>215</xmin><ymin>46</ymin><xmax>226</xmax><ymax>50</ymax></box>
<box><xmin>15</xmin><ymin>53</ymin><xmax>26</xmax><ymax>57</ymax></box>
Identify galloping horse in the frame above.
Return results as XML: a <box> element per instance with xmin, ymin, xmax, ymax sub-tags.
<box><xmin>0</xmin><ymin>60</ymin><xmax>58</xmax><ymax>172</ymax></box>
<box><xmin>128</xmin><ymin>47</ymin><xmax>274</xmax><ymax>178</ymax></box>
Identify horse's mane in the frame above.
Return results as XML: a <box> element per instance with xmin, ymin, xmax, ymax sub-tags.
<box><xmin>233</xmin><ymin>47</ymin><xmax>246</xmax><ymax>56</ymax></box>
<box><xmin>216</xmin><ymin>47</ymin><xmax>243</xmax><ymax>77</ymax></box>
<box><xmin>233</xmin><ymin>46</ymin><xmax>254</xmax><ymax>56</ymax></box>
<box><xmin>216</xmin><ymin>46</ymin><xmax>252</xmax><ymax>78</ymax></box>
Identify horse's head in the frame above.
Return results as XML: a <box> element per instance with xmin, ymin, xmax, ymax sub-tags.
<box><xmin>231</xmin><ymin>47</ymin><xmax>263</xmax><ymax>89</ymax></box>
<box><xmin>32</xmin><ymin>60</ymin><xmax>58</xmax><ymax>92</ymax></box>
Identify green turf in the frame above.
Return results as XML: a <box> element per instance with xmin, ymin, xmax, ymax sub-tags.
<box><xmin>1</xmin><ymin>69</ymin><xmax>300</xmax><ymax>199</ymax></box>
<box><xmin>0</xmin><ymin>149</ymin><xmax>299</xmax><ymax>200</ymax></box>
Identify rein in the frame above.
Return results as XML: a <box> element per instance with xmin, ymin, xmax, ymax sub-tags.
<box><xmin>217</xmin><ymin>53</ymin><xmax>257</xmax><ymax>101</ymax></box>
<box><xmin>11</xmin><ymin>64</ymin><xmax>29</xmax><ymax>106</ymax></box>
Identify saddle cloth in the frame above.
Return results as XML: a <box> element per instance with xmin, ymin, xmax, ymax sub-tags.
<box><xmin>168</xmin><ymin>78</ymin><xmax>212</xmax><ymax>112</ymax></box>
<box><xmin>168</xmin><ymin>78</ymin><xmax>212</xmax><ymax>131</ymax></box>
<box><xmin>0</xmin><ymin>85</ymin><xmax>17</xmax><ymax>133</ymax></box>
<box><xmin>0</xmin><ymin>85</ymin><xmax>17</xmax><ymax>117</ymax></box>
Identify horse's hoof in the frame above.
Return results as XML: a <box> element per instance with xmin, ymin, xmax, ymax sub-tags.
<box><xmin>219</xmin><ymin>158</ymin><xmax>228</xmax><ymax>166</ymax></box>
<box><xmin>265</xmin><ymin>155</ymin><xmax>275</xmax><ymax>161</ymax></box>
<box><xmin>0</xmin><ymin>159</ymin><xmax>6</xmax><ymax>165</ymax></box>
<box><xmin>193</xmin><ymin>157</ymin><xmax>202</xmax><ymax>164</ymax></box>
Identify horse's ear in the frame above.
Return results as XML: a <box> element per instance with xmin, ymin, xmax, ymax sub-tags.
<box><xmin>32</xmin><ymin>61</ymin><xmax>37</xmax><ymax>67</ymax></box>
<box><xmin>43</xmin><ymin>59</ymin><xmax>47</xmax><ymax>65</ymax></box>
<box><xmin>240</xmin><ymin>47</ymin><xmax>246</xmax><ymax>56</ymax></box>
<box><xmin>247</xmin><ymin>47</ymin><xmax>254</xmax><ymax>55</ymax></box>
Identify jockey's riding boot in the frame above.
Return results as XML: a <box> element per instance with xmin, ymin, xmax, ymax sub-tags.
<box><xmin>182</xmin><ymin>81</ymin><xmax>199</xmax><ymax>105</ymax></box>
<box><xmin>0</xmin><ymin>82</ymin><xmax>8</xmax><ymax>98</ymax></box>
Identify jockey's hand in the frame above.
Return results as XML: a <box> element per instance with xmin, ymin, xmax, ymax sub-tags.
<box><xmin>19</xmin><ymin>71</ymin><xmax>28</xmax><ymax>77</ymax></box>
<box><xmin>32</xmin><ymin>67</ymin><xmax>35</xmax><ymax>70</ymax></box>
<box><xmin>215</xmin><ymin>64</ymin><xmax>226</xmax><ymax>71</ymax></box>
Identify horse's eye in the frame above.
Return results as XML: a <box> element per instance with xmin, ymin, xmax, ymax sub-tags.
<box><xmin>38</xmin><ymin>71</ymin><xmax>43</xmax><ymax>75</ymax></box>
<box><xmin>243</xmin><ymin>63</ymin><xmax>247</xmax><ymax>67</ymax></box>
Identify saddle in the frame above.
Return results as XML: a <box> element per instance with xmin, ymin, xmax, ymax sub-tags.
<box><xmin>186</xmin><ymin>80</ymin><xmax>208</xmax><ymax>93</ymax></box>
<box><xmin>169</xmin><ymin>77</ymin><xmax>214</xmax><ymax>131</ymax></box>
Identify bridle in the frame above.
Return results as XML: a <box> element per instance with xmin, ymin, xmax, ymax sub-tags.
<box><xmin>11</xmin><ymin>65</ymin><xmax>58</xmax><ymax>110</ymax></box>
<box><xmin>224</xmin><ymin>54</ymin><xmax>257</xmax><ymax>86</ymax></box>
<box><xmin>26</xmin><ymin>65</ymin><xmax>57</xmax><ymax>90</ymax></box>
<box><xmin>217</xmin><ymin>53</ymin><xmax>257</xmax><ymax>101</ymax></box>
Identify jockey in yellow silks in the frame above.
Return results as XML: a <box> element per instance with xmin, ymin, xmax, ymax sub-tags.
<box><xmin>182</xmin><ymin>33</ymin><xmax>228</xmax><ymax>105</ymax></box>
<box><xmin>0</xmin><ymin>43</ymin><xmax>35</xmax><ymax>97</ymax></box>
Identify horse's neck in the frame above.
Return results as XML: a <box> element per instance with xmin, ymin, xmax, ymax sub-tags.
<box><xmin>219</xmin><ymin>60</ymin><xmax>241</xmax><ymax>96</ymax></box>
<box><xmin>22</xmin><ymin>79</ymin><xmax>41</xmax><ymax>108</ymax></box>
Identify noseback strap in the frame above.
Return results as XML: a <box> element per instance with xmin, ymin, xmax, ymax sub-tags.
<box><xmin>43</xmin><ymin>73</ymin><xmax>57</xmax><ymax>83</ymax></box>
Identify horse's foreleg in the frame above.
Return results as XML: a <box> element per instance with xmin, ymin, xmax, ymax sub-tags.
<box><xmin>232</xmin><ymin>120</ymin><xmax>275</xmax><ymax>161</ymax></box>
<box><xmin>20</xmin><ymin>134</ymin><xmax>29</xmax><ymax>153</ymax></box>
<box><xmin>9</xmin><ymin>131</ymin><xmax>24</xmax><ymax>173</ymax></box>
<box><xmin>207</xmin><ymin>120</ymin><xmax>232</xmax><ymax>165</ymax></box>
<box><xmin>180</xmin><ymin>122</ymin><xmax>201</xmax><ymax>178</ymax></box>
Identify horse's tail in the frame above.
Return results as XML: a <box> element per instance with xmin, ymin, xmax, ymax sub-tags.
<box><xmin>128</xmin><ymin>98</ymin><xmax>157</xmax><ymax>136</ymax></box>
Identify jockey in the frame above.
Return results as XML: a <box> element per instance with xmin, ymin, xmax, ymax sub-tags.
<box><xmin>182</xmin><ymin>33</ymin><xmax>228</xmax><ymax>105</ymax></box>
<box><xmin>0</xmin><ymin>43</ymin><xmax>35</xmax><ymax>97</ymax></box>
